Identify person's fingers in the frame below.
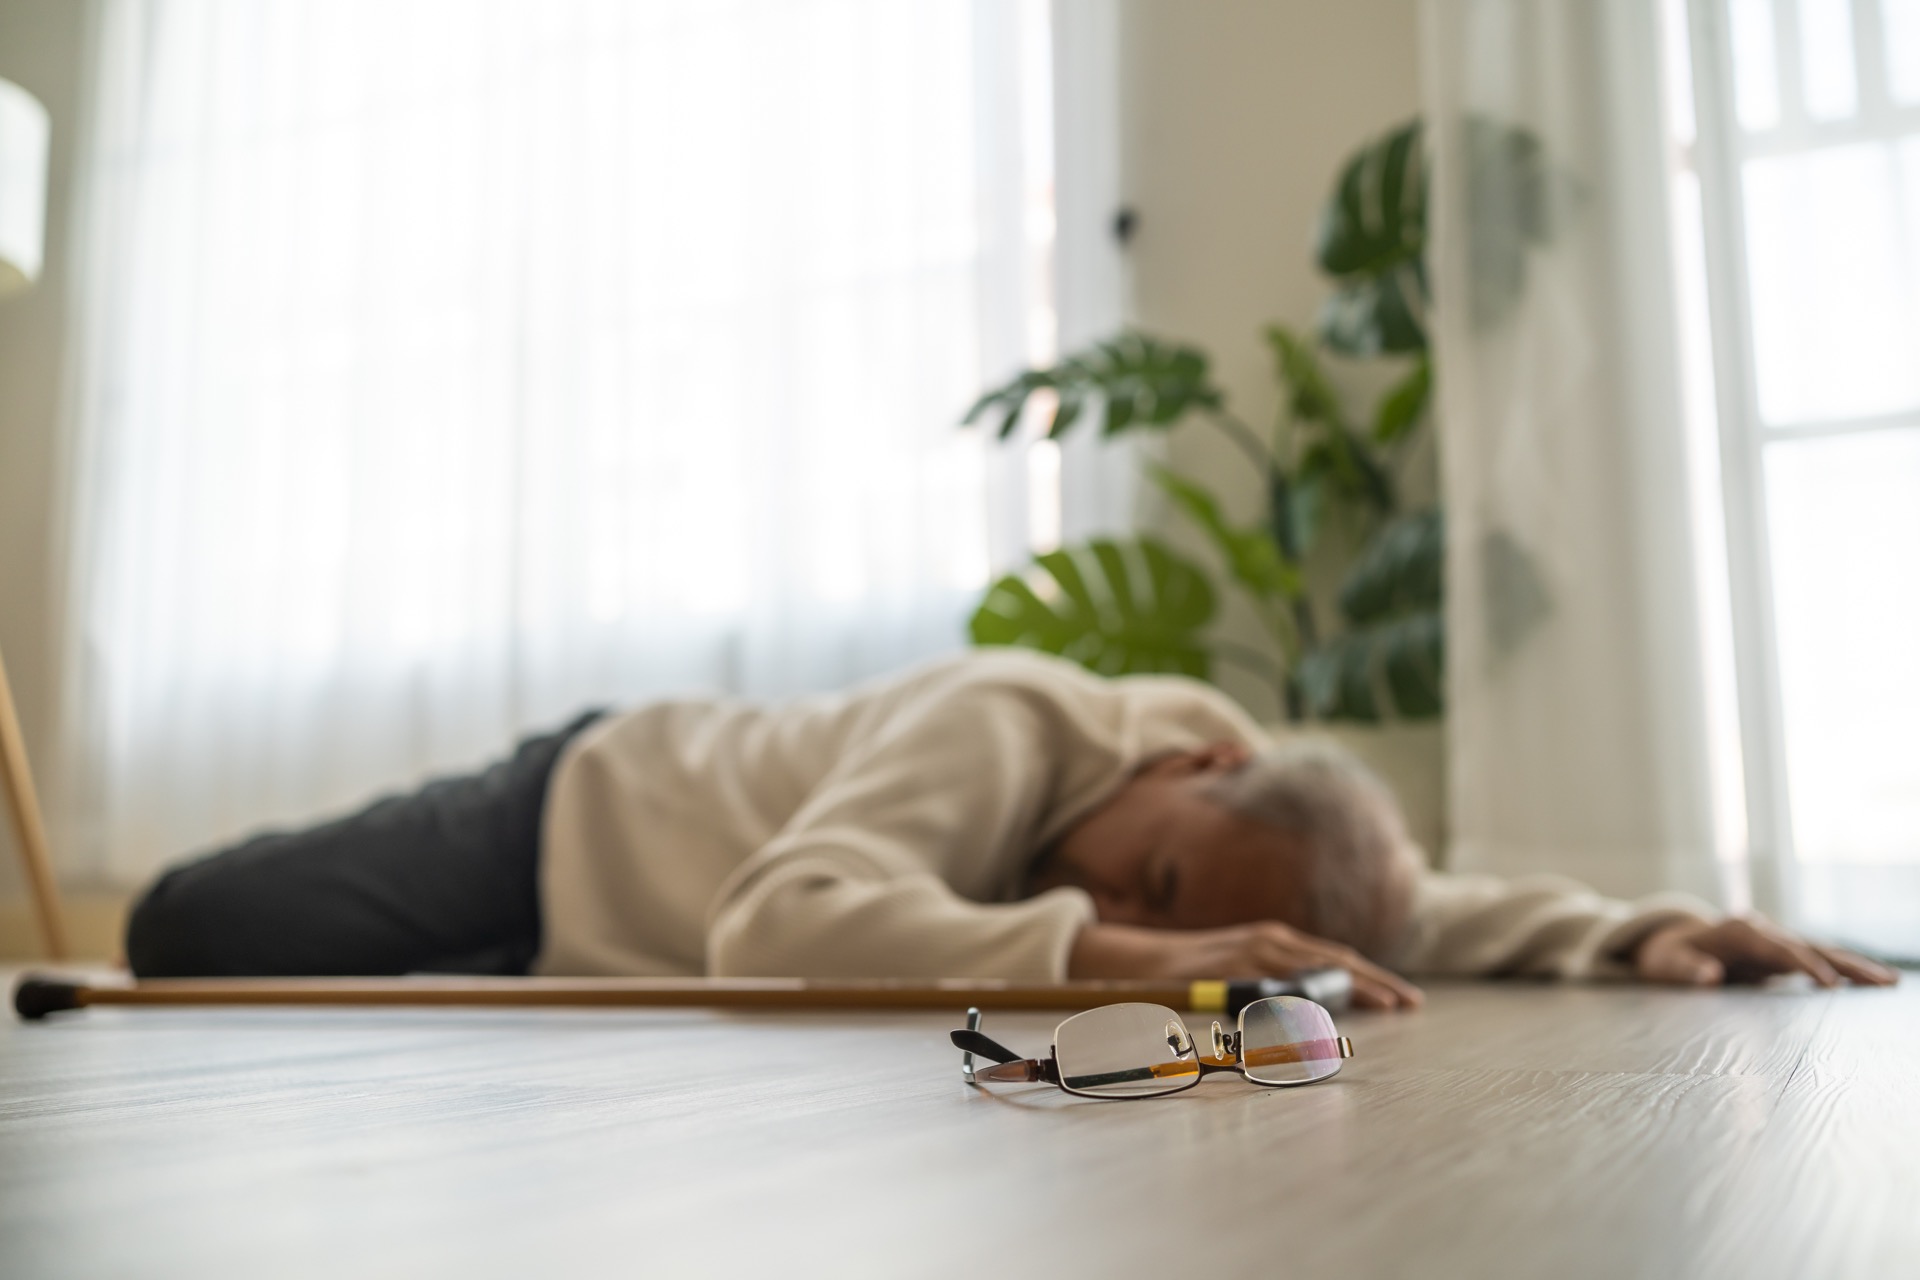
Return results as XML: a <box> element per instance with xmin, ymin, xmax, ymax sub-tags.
<box><xmin>1350</xmin><ymin>972</ymin><xmax>1417</xmax><ymax>1010</ymax></box>
<box><xmin>1282</xmin><ymin>938</ymin><xmax>1424</xmax><ymax>1009</ymax></box>
<box><xmin>1328</xmin><ymin>959</ymin><xmax>1420</xmax><ymax>1013</ymax></box>
<box><xmin>1350</xmin><ymin>956</ymin><xmax>1424</xmax><ymax>1008</ymax></box>
<box><xmin>1370</xmin><ymin>967</ymin><xmax>1424</xmax><ymax>1009</ymax></box>
<box><xmin>1777</xmin><ymin>936</ymin><xmax>1843</xmax><ymax>987</ymax></box>
<box><xmin>1716</xmin><ymin>923</ymin><xmax>1841</xmax><ymax>987</ymax></box>
<box><xmin>1347</xmin><ymin>977</ymin><xmax>1401</xmax><ymax>1010</ymax></box>
<box><xmin>1811</xmin><ymin>944</ymin><xmax>1900</xmax><ymax>987</ymax></box>
<box><xmin>1640</xmin><ymin>934</ymin><xmax>1725</xmax><ymax>986</ymax></box>
<box><xmin>1307</xmin><ymin>947</ymin><xmax>1423</xmax><ymax>1009</ymax></box>
<box><xmin>1247</xmin><ymin>933</ymin><xmax>1421</xmax><ymax>1010</ymax></box>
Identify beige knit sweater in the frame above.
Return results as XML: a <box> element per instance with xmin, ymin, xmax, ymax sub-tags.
<box><xmin>535</xmin><ymin>650</ymin><xmax>1715</xmax><ymax>980</ymax></box>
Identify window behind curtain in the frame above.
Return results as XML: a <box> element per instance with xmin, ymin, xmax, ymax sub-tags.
<box><xmin>1682</xmin><ymin>0</ymin><xmax>1920</xmax><ymax>953</ymax></box>
<box><xmin>59</xmin><ymin>0</ymin><xmax>1060</xmax><ymax>883</ymax></box>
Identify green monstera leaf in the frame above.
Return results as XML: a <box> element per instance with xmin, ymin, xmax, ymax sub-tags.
<box><xmin>1338</xmin><ymin>507</ymin><xmax>1442</xmax><ymax>624</ymax></box>
<box><xmin>1313</xmin><ymin>116</ymin><xmax>1562</xmax><ymax>352</ymax></box>
<box><xmin>1295</xmin><ymin>612</ymin><xmax>1443</xmax><ymax>723</ymax></box>
<box><xmin>1370</xmin><ymin>354</ymin><xmax>1431</xmax><ymax>447</ymax></box>
<box><xmin>969</xmin><ymin>537</ymin><xmax>1217</xmax><ymax>678</ymax></box>
<box><xmin>960</xmin><ymin>332</ymin><xmax>1223</xmax><ymax>442</ymax></box>
<box><xmin>1296</xmin><ymin>510</ymin><xmax>1445</xmax><ymax>721</ymax></box>
<box><xmin>1314</xmin><ymin>120</ymin><xmax>1429</xmax><ymax>357</ymax></box>
<box><xmin>1148</xmin><ymin>466</ymin><xmax>1301</xmax><ymax>606</ymax></box>
<box><xmin>1264</xmin><ymin>322</ymin><xmax>1351</xmax><ymax>432</ymax></box>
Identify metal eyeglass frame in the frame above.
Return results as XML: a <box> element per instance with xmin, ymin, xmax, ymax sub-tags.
<box><xmin>951</xmin><ymin>997</ymin><xmax>1355</xmax><ymax>1099</ymax></box>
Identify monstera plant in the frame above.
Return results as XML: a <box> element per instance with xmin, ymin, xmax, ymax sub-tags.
<box><xmin>962</xmin><ymin>118</ymin><xmax>1540</xmax><ymax>723</ymax></box>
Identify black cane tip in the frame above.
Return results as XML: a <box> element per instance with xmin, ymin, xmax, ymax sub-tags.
<box><xmin>13</xmin><ymin>974</ymin><xmax>86</xmax><ymax>1021</ymax></box>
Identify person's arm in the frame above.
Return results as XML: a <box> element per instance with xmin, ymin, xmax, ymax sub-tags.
<box><xmin>1392</xmin><ymin>867</ymin><xmax>1718</xmax><ymax>979</ymax></box>
<box><xmin>1394</xmin><ymin>866</ymin><xmax>1897</xmax><ymax>987</ymax></box>
<box><xmin>704</xmin><ymin>690</ymin><xmax>1096</xmax><ymax>980</ymax></box>
<box><xmin>709</xmin><ymin>863</ymin><xmax>1094</xmax><ymax>979</ymax></box>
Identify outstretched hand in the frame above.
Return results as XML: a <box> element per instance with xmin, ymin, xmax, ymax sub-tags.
<box><xmin>1068</xmin><ymin>920</ymin><xmax>1425</xmax><ymax>1011</ymax></box>
<box><xmin>1634</xmin><ymin>915</ymin><xmax>1899</xmax><ymax>989</ymax></box>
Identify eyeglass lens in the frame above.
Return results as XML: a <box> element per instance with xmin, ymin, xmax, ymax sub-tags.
<box><xmin>1053</xmin><ymin>1002</ymin><xmax>1202</xmax><ymax>1098</ymax></box>
<box><xmin>1238</xmin><ymin>995</ymin><xmax>1345</xmax><ymax>1085</ymax></box>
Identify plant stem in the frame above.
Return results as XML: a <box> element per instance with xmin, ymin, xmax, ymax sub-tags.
<box><xmin>1195</xmin><ymin>407</ymin><xmax>1326</xmax><ymax>720</ymax></box>
<box><xmin>1271</xmin><ymin>400</ymin><xmax>1294</xmax><ymax>471</ymax></box>
<box><xmin>1202</xmin><ymin>408</ymin><xmax>1277</xmax><ymax>474</ymax></box>
<box><xmin>1250</xmin><ymin>404</ymin><xmax>1322</xmax><ymax>657</ymax></box>
<box><xmin>1292</xmin><ymin>594</ymin><xmax>1320</xmax><ymax>654</ymax></box>
<box><xmin>1255</xmin><ymin>599</ymin><xmax>1299</xmax><ymax>663</ymax></box>
<box><xmin>1264</xmin><ymin>477</ymin><xmax>1321</xmax><ymax>655</ymax></box>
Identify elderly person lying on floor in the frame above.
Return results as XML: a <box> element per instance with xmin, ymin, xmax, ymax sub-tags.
<box><xmin>125</xmin><ymin>650</ymin><xmax>1896</xmax><ymax>1007</ymax></box>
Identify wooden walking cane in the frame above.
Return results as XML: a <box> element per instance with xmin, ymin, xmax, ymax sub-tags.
<box><xmin>13</xmin><ymin>970</ymin><xmax>1354</xmax><ymax>1021</ymax></box>
<box><xmin>0</xmin><ymin>647</ymin><xmax>69</xmax><ymax>959</ymax></box>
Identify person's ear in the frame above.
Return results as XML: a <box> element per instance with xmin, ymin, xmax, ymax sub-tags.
<box><xmin>1143</xmin><ymin>740</ymin><xmax>1251</xmax><ymax>778</ymax></box>
<box><xmin>1189</xmin><ymin>740</ymin><xmax>1251</xmax><ymax>773</ymax></box>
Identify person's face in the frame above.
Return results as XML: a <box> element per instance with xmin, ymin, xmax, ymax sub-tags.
<box><xmin>1042</xmin><ymin>744</ymin><xmax>1313</xmax><ymax>931</ymax></box>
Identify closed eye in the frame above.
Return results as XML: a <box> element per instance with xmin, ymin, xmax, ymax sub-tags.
<box><xmin>1153</xmin><ymin>860</ymin><xmax>1179</xmax><ymax>914</ymax></box>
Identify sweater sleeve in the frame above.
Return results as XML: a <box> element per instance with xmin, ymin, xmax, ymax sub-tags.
<box><xmin>704</xmin><ymin>687</ymin><xmax>1098</xmax><ymax>981</ymax></box>
<box><xmin>1390</xmin><ymin>865</ymin><xmax>1721</xmax><ymax>980</ymax></box>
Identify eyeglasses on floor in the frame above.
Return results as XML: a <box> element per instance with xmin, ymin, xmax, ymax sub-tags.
<box><xmin>950</xmin><ymin>995</ymin><xmax>1354</xmax><ymax>1100</ymax></box>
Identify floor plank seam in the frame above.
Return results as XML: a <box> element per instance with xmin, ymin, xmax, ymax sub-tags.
<box><xmin>1759</xmin><ymin>994</ymin><xmax>1833</xmax><ymax>1121</ymax></box>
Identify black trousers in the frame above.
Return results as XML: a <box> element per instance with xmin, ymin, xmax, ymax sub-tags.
<box><xmin>124</xmin><ymin>711</ymin><xmax>604</xmax><ymax>978</ymax></box>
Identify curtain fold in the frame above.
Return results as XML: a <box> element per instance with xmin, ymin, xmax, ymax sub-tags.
<box><xmin>57</xmin><ymin>0</ymin><xmax>1063</xmax><ymax>884</ymax></box>
<box><xmin>1424</xmin><ymin>0</ymin><xmax>1743</xmax><ymax>905</ymax></box>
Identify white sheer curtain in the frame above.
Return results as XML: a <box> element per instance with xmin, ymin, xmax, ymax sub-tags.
<box><xmin>58</xmin><ymin>0</ymin><xmax>1064</xmax><ymax>884</ymax></box>
<box><xmin>1428</xmin><ymin>0</ymin><xmax>1920</xmax><ymax>952</ymax></box>
<box><xmin>1423</xmin><ymin>0</ymin><xmax>1745</xmax><ymax>906</ymax></box>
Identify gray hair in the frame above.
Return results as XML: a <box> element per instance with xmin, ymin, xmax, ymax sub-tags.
<box><xmin>1202</xmin><ymin>740</ymin><xmax>1419</xmax><ymax>959</ymax></box>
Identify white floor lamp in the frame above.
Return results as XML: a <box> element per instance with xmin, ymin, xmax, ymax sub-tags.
<box><xmin>0</xmin><ymin>75</ymin><xmax>70</xmax><ymax>959</ymax></box>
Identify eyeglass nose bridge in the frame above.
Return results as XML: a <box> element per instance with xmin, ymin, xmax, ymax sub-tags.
<box><xmin>1159</xmin><ymin>1016</ymin><xmax>1251</xmax><ymax>1068</ymax></box>
<box><xmin>1185</xmin><ymin>1019</ymin><xmax>1239</xmax><ymax>1067</ymax></box>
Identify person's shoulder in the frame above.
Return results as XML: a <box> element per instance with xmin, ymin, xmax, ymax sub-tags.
<box><xmin>876</xmin><ymin>647</ymin><xmax>1105</xmax><ymax>696</ymax></box>
<box><xmin>849</xmin><ymin>650</ymin><xmax>1125</xmax><ymax>733</ymax></box>
<box><xmin>1113</xmin><ymin>669</ymin><xmax>1267</xmax><ymax>739</ymax></box>
<box><xmin>903</xmin><ymin>648</ymin><xmax>1247</xmax><ymax>711</ymax></box>
<box><xmin>899</xmin><ymin>650</ymin><xmax>1267</xmax><ymax>741</ymax></box>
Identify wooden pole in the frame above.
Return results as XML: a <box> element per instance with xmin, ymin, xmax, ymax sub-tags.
<box><xmin>0</xmin><ymin>648</ymin><xmax>68</xmax><ymax>960</ymax></box>
<box><xmin>14</xmin><ymin>971</ymin><xmax>1352</xmax><ymax>1021</ymax></box>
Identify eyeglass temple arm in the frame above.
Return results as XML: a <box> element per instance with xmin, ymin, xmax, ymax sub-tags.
<box><xmin>953</xmin><ymin>1007</ymin><xmax>1058</xmax><ymax>1085</ymax></box>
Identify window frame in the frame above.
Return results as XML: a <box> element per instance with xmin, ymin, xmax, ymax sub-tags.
<box><xmin>1685</xmin><ymin>0</ymin><xmax>1920</xmax><ymax>929</ymax></box>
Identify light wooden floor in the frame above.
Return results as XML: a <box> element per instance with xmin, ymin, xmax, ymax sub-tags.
<box><xmin>2</xmin><ymin>976</ymin><xmax>1915</xmax><ymax>1279</ymax></box>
